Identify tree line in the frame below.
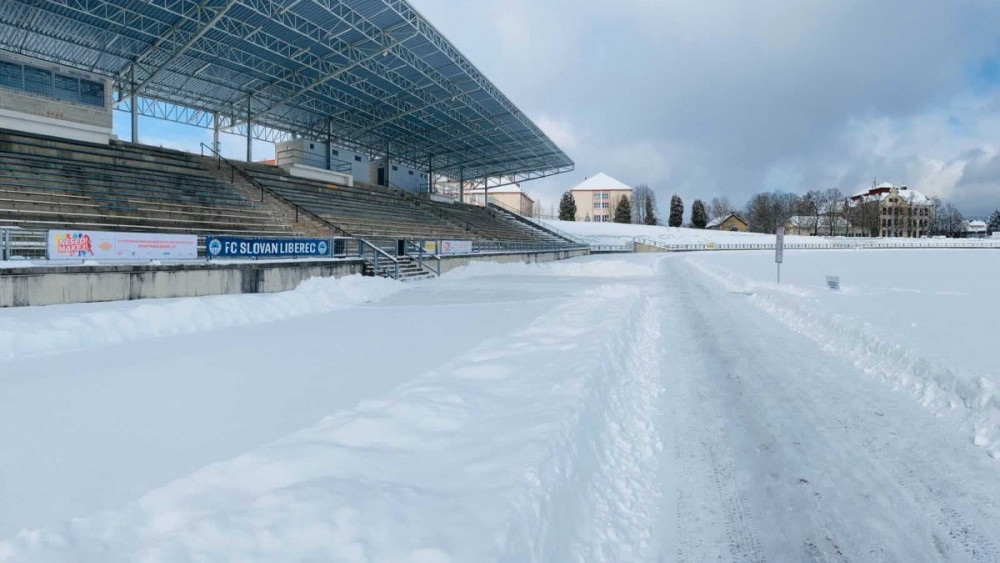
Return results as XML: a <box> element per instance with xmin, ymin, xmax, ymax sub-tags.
<box><xmin>557</xmin><ymin>184</ymin><xmax>990</xmax><ymax>237</ymax></box>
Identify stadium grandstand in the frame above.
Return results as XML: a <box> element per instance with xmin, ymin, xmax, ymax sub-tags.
<box><xmin>0</xmin><ymin>0</ymin><xmax>578</xmax><ymax>279</ymax></box>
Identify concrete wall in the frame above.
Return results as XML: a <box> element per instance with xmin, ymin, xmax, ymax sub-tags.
<box><xmin>438</xmin><ymin>248</ymin><xmax>589</xmax><ymax>274</ymax></box>
<box><xmin>0</xmin><ymin>259</ymin><xmax>364</xmax><ymax>308</ymax></box>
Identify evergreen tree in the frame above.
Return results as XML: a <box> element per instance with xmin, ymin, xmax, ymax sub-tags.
<box><xmin>644</xmin><ymin>196</ymin><xmax>657</xmax><ymax>225</ymax></box>
<box><xmin>613</xmin><ymin>195</ymin><xmax>632</xmax><ymax>223</ymax></box>
<box><xmin>988</xmin><ymin>210</ymin><xmax>1000</xmax><ymax>235</ymax></box>
<box><xmin>668</xmin><ymin>194</ymin><xmax>684</xmax><ymax>227</ymax></box>
<box><xmin>691</xmin><ymin>199</ymin><xmax>708</xmax><ymax>228</ymax></box>
<box><xmin>558</xmin><ymin>191</ymin><xmax>577</xmax><ymax>221</ymax></box>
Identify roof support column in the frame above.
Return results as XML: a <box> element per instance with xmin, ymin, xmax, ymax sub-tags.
<box><xmin>326</xmin><ymin>119</ymin><xmax>332</xmax><ymax>171</ymax></box>
<box><xmin>427</xmin><ymin>155</ymin><xmax>433</xmax><ymax>194</ymax></box>
<box><xmin>246</xmin><ymin>95</ymin><xmax>252</xmax><ymax>163</ymax></box>
<box><xmin>385</xmin><ymin>141</ymin><xmax>391</xmax><ymax>188</ymax></box>
<box><xmin>212</xmin><ymin>112</ymin><xmax>220</xmax><ymax>154</ymax></box>
<box><xmin>129</xmin><ymin>65</ymin><xmax>138</xmax><ymax>144</ymax></box>
<box><xmin>459</xmin><ymin>167</ymin><xmax>464</xmax><ymax>203</ymax></box>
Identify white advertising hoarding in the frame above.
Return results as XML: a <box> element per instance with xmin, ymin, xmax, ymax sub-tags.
<box><xmin>47</xmin><ymin>230</ymin><xmax>198</xmax><ymax>260</ymax></box>
<box><xmin>440</xmin><ymin>240</ymin><xmax>473</xmax><ymax>254</ymax></box>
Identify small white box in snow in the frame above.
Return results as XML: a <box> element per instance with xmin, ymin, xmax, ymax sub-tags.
<box><xmin>826</xmin><ymin>276</ymin><xmax>840</xmax><ymax>290</ymax></box>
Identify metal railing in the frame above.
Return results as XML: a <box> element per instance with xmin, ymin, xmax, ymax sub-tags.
<box><xmin>405</xmin><ymin>239</ymin><xmax>441</xmax><ymax>276</ymax></box>
<box><xmin>358</xmin><ymin>238</ymin><xmax>400</xmax><ymax>279</ymax></box>
<box><xmin>199</xmin><ymin>142</ymin><xmax>351</xmax><ymax>237</ymax></box>
<box><xmin>631</xmin><ymin>236</ymin><xmax>1000</xmax><ymax>252</ymax></box>
<box><xmin>0</xmin><ymin>227</ymin><xmax>46</xmax><ymax>260</ymax></box>
<box><xmin>486</xmin><ymin>200</ymin><xmax>587</xmax><ymax>246</ymax></box>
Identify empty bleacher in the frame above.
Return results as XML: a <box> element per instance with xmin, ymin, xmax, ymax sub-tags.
<box><xmin>0</xmin><ymin>129</ymin><xmax>301</xmax><ymax>237</ymax></box>
<box><xmin>235</xmin><ymin>161</ymin><xmax>564</xmax><ymax>243</ymax></box>
<box><xmin>0</xmin><ymin>127</ymin><xmax>572</xmax><ymax>246</ymax></box>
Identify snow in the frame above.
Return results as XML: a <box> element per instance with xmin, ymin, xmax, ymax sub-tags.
<box><xmin>3</xmin><ymin>251</ymin><xmax>1000</xmax><ymax>561</ymax></box>
<box><xmin>685</xmin><ymin>249</ymin><xmax>1000</xmax><ymax>457</ymax></box>
<box><xmin>541</xmin><ymin>219</ymin><xmax>1000</xmax><ymax>249</ymax></box>
<box><xmin>568</xmin><ymin>172</ymin><xmax>632</xmax><ymax>192</ymax></box>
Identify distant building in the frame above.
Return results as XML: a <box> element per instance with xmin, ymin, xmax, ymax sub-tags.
<box><xmin>706</xmin><ymin>213</ymin><xmax>748</xmax><ymax>232</ymax></box>
<box><xmin>785</xmin><ymin>215</ymin><xmax>866</xmax><ymax>237</ymax></box>
<box><xmin>569</xmin><ymin>173</ymin><xmax>632</xmax><ymax>222</ymax></box>
<box><xmin>850</xmin><ymin>183</ymin><xmax>932</xmax><ymax>238</ymax></box>
<box><xmin>963</xmin><ymin>220</ymin><xmax>987</xmax><ymax>238</ymax></box>
<box><xmin>463</xmin><ymin>185</ymin><xmax>535</xmax><ymax>217</ymax></box>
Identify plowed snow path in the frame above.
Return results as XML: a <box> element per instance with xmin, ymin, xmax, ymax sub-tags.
<box><xmin>2</xmin><ymin>254</ymin><xmax>1000</xmax><ymax>562</ymax></box>
<box><xmin>655</xmin><ymin>256</ymin><xmax>1000</xmax><ymax>562</ymax></box>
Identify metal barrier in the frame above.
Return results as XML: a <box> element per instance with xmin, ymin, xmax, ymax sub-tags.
<box><xmin>358</xmin><ymin>238</ymin><xmax>400</xmax><ymax>279</ymax></box>
<box><xmin>630</xmin><ymin>236</ymin><xmax>1000</xmax><ymax>252</ymax></box>
<box><xmin>0</xmin><ymin>228</ymin><xmax>47</xmax><ymax>260</ymax></box>
<box><xmin>405</xmin><ymin>239</ymin><xmax>441</xmax><ymax>276</ymax></box>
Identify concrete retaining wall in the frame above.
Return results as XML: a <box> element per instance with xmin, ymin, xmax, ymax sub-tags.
<box><xmin>438</xmin><ymin>248</ymin><xmax>589</xmax><ymax>274</ymax></box>
<box><xmin>0</xmin><ymin>259</ymin><xmax>363</xmax><ymax>308</ymax></box>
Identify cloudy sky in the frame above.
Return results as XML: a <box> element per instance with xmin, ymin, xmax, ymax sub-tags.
<box><xmin>407</xmin><ymin>0</ymin><xmax>1000</xmax><ymax>217</ymax></box>
<box><xmin>118</xmin><ymin>0</ymin><xmax>1000</xmax><ymax>217</ymax></box>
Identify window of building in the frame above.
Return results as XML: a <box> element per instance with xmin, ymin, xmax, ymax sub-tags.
<box><xmin>79</xmin><ymin>79</ymin><xmax>104</xmax><ymax>107</ymax></box>
<box><xmin>23</xmin><ymin>66</ymin><xmax>51</xmax><ymax>96</ymax></box>
<box><xmin>392</xmin><ymin>165</ymin><xmax>398</xmax><ymax>171</ymax></box>
<box><xmin>594</xmin><ymin>202</ymin><xmax>601</xmax><ymax>208</ymax></box>
<box><xmin>602</xmin><ymin>202</ymin><xmax>609</xmax><ymax>208</ymax></box>
<box><xmin>331</xmin><ymin>148</ymin><xmax>338</xmax><ymax>155</ymax></box>
<box><xmin>0</xmin><ymin>60</ymin><xmax>21</xmax><ymax>90</ymax></box>
<box><xmin>408</xmin><ymin>170</ymin><xmax>414</xmax><ymax>175</ymax></box>
<box><xmin>53</xmin><ymin>74</ymin><xmax>78</xmax><ymax>102</ymax></box>
<box><xmin>354</xmin><ymin>155</ymin><xmax>362</xmax><ymax>162</ymax></box>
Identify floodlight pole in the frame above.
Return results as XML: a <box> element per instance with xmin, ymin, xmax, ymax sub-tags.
<box><xmin>129</xmin><ymin>65</ymin><xmax>138</xmax><ymax>144</ymax></box>
<box><xmin>246</xmin><ymin>95</ymin><xmax>253</xmax><ymax>163</ymax></box>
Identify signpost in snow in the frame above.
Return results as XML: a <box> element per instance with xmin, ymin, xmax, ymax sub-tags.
<box><xmin>826</xmin><ymin>275</ymin><xmax>840</xmax><ymax>290</ymax></box>
<box><xmin>775</xmin><ymin>227</ymin><xmax>784</xmax><ymax>283</ymax></box>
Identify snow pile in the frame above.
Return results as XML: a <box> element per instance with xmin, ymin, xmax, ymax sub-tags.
<box><xmin>0</xmin><ymin>275</ymin><xmax>402</xmax><ymax>363</ymax></box>
<box><xmin>685</xmin><ymin>251</ymin><xmax>1000</xmax><ymax>459</ymax></box>
<box><xmin>443</xmin><ymin>258</ymin><xmax>656</xmax><ymax>279</ymax></box>
<box><xmin>0</xmin><ymin>283</ymin><xmax>665</xmax><ymax>562</ymax></box>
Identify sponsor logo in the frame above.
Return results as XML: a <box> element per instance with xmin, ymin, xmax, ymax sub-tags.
<box><xmin>208</xmin><ymin>238</ymin><xmax>222</xmax><ymax>256</ymax></box>
<box><xmin>54</xmin><ymin>232</ymin><xmax>94</xmax><ymax>257</ymax></box>
<box><xmin>318</xmin><ymin>241</ymin><xmax>328</xmax><ymax>255</ymax></box>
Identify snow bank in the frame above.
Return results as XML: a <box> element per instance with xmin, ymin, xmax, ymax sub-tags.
<box><xmin>686</xmin><ymin>255</ymin><xmax>1000</xmax><ymax>459</ymax></box>
<box><xmin>0</xmin><ymin>275</ymin><xmax>402</xmax><ymax>363</ymax></box>
<box><xmin>442</xmin><ymin>258</ymin><xmax>656</xmax><ymax>279</ymax></box>
<box><xmin>542</xmin><ymin>219</ymin><xmax>829</xmax><ymax>247</ymax></box>
<box><xmin>0</xmin><ymin>283</ymin><xmax>665</xmax><ymax>562</ymax></box>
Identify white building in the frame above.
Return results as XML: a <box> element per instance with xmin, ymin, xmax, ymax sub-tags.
<box><xmin>568</xmin><ymin>173</ymin><xmax>632</xmax><ymax>222</ymax></box>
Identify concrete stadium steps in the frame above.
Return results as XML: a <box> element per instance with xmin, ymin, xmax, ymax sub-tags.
<box><xmin>0</xmin><ymin>129</ymin><xmax>296</xmax><ymax>237</ymax></box>
<box><xmin>235</xmin><ymin>162</ymin><xmax>565</xmax><ymax>243</ymax></box>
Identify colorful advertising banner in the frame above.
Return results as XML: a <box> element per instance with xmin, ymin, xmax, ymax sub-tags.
<box><xmin>47</xmin><ymin>230</ymin><xmax>198</xmax><ymax>260</ymax></box>
<box><xmin>440</xmin><ymin>240</ymin><xmax>473</xmax><ymax>254</ymax></box>
<box><xmin>205</xmin><ymin>236</ymin><xmax>331</xmax><ymax>259</ymax></box>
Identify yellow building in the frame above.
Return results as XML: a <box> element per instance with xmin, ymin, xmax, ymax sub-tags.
<box><xmin>568</xmin><ymin>173</ymin><xmax>633</xmax><ymax>222</ymax></box>
<box><xmin>706</xmin><ymin>213</ymin><xmax>748</xmax><ymax>232</ymax></box>
<box><xmin>463</xmin><ymin>186</ymin><xmax>535</xmax><ymax>217</ymax></box>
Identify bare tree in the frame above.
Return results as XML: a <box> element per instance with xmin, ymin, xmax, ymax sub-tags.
<box><xmin>631</xmin><ymin>185</ymin><xmax>657</xmax><ymax>225</ymax></box>
<box><xmin>708</xmin><ymin>196</ymin><xmax>733</xmax><ymax>220</ymax></box>
<box><xmin>743</xmin><ymin>191</ymin><xmax>799</xmax><ymax>233</ymax></box>
<box><xmin>797</xmin><ymin>190</ymin><xmax>823</xmax><ymax>235</ymax></box>
<box><xmin>820</xmin><ymin>188</ymin><xmax>845</xmax><ymax>236</ymax></box>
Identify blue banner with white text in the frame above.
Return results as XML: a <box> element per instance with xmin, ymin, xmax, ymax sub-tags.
<box><xmin>205</xmin><ymin>237</ymin><xmax>332</xmax><ymax>259</ymax></box>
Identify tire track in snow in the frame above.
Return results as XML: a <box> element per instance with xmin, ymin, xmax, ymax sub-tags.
<box><xmin>659</xmin><ymin>266</ymin><xmax>766</xmax><ymax>563</ymax></box>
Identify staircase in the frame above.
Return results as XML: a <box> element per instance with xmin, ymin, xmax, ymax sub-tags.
<box><xmin>362</xmin><ymin>255</ymin><xmax>437</xmax><ymax>281</ymax></box>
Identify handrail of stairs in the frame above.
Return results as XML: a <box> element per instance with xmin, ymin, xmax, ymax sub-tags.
<box><xmin>359</xmin><ymin>238</ymin><xmax>400</xmax><ymax>279</ymax></box>
<box><xmin>199</xmin><ymin>142</ymin><xmax>351</xmax><ymax>237</ymax></box>
<box><xmin>405</xmin><ymin>239</ymin><xmax>441</xmax><ymax>276</ymax></box>
<box><xmin>485</xmin><ymin>199</ymin><xmax>587</xmax><ymax>246</ymax></box>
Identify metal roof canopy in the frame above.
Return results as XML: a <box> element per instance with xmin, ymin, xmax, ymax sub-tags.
<box><xmin>0</xmin><ymin>0</ymin><xmax>574</xmax><ymax>185</ymax></box>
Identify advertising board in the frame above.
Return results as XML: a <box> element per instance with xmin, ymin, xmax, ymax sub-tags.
<box><xmin>205</xmin><ymin>236</ymin><xmax>331</xmax><ymax>259</ymax></box>
<box><xmin>47</xmin><ymin>230</ymin><xmax>198</xmax><ymax>260</ymax></box>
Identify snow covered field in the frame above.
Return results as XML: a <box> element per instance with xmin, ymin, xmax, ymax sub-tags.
<box><xmin>2</xmin><ymin>250</ymin><xmax>1000</xmax><ymax>561</ymax></box>
<box><xmin>542</xmin><ymin>218</ymin><xmax>1000</xmax><ymax>250</ymax></box>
